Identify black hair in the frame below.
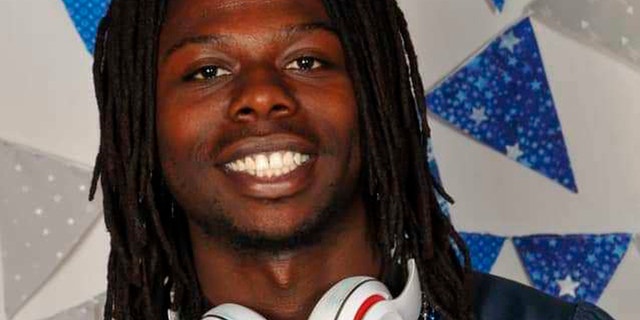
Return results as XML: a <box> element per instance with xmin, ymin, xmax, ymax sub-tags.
<box><xmin>90</xmin><ymin>0</ymin><xmax>472</xmax><ymax>319</ymax></box>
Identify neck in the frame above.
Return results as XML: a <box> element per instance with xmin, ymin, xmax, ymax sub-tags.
<box><xmin>189</xmin><ymin>199</ymin><xmax>380</xmax><ymax>320</ymax></box>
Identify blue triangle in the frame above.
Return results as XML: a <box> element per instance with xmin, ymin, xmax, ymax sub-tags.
<box><xmin>427</xmin><ymin>18</ymin><xmax>578</xmax><ymax>192</ymax></box>
<box><xmin>491</xmin><ymin>0</ymin><xmax>506</xmax><ymax>12</ymax></box>
<box><xmin>513</xmin><ymin>233</ymin><xmax>632</xmax><ymax>303</ymax></box>
<box><xmin>61</xmin><ymin>0</ymin><xmax>111</xmax><ymax>54</ymax></box>
<box><xmin>460</xmin><ymin>233</ymin><xmax>506</xmax><ymax>273</ymax></box>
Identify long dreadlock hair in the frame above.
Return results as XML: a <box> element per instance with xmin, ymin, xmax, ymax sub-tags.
<box><xmin>90</xmin><ymin>0</ymin><xmax>473</xmax><ymax>319</ymax></box>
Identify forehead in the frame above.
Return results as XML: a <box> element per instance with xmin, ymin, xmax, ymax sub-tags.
<box><xmin>161</xmin><ymin>0</ymin><xmax>331</xmax><ymax>42</ymax></box>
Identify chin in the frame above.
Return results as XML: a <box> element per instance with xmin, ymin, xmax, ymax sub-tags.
<box><xmin>190</xmin><ymin>191</ymin><xmax>351</xmax><ymax>254</ymax></box>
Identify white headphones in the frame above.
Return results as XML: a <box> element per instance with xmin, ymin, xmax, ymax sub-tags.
<box><xmin>201</xmin><ymin>259</ymin><xmax>422</xmax><ymax>320</ymax></box>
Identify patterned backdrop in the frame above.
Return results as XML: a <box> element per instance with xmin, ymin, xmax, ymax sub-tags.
<box><xmin>0</xmin><ymin>0</ymin><xmax>639</xmax><ymax>319</ymax></box>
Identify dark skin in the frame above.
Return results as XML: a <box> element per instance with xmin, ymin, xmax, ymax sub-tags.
<box><xmin>156</xmin><ymin>0</ymin><xmax>380</xmax><ymax>319</ymax></box>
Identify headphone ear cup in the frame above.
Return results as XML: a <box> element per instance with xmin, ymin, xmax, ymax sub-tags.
<box><xmin>308</xmin><ymin>276</ymin><xmax>392</xmax><ymax>320</ymax></box>
<box><xmin>358</xmin><ymin>301</ymin><xmax>403</xmax><ymax>320</ymax></box>
<box><xmin>201</xmin><ymin>303</ymin><xmax>268</xmax><ymax>320</ymax></box>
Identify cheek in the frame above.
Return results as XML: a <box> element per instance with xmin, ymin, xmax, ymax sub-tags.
<box><xmin>155</xmin><ymin>93</ymin><xmax>222</xmax><ymax>178</ymax></box>
<box><xmin>298</xmin><ymin>78</ymin><xmax>359</xmax><ymax>136</ymax></box>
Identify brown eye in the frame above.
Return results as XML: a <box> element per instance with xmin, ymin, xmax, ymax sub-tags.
<box><xmin>285</xmin><ymin>56</ymin><xmax>323</xmax><ymax>71</ymax></box>
<box><xmin>185</xmin><ymin>65</ymin><xmax>232</xmax><ymax>81</ymax></box>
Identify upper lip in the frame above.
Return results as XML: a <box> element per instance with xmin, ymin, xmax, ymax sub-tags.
<box><xmin>214</xmin><ymin>134</ymin><xmax>318</xmax><ymax>166</ymax></box>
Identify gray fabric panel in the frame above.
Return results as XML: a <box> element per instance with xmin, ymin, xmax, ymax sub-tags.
<box><xmin>40</xmin><ymin>292</ymin><xmax>105</xmax><ymax>320</ymax></box>
<box><xmin>0</xmin><ymin>139</ymin><xmax>102</xmax><ymax>318</ymax></box>
<box><xmin>530</xmin><ymin>0</ymin><xmax>640</xmax><ymax>72</ymax></box>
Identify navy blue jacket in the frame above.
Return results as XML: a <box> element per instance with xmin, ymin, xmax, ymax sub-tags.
<box><xmin>472</xmin><ymin>272</ymin><xmax>614</xmax><ymax>319</ymax></box>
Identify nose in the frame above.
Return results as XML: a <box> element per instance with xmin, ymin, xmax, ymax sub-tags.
<box><xmin>228</xmin><ymin>66</ymin><xmax>298</xmax><ymax>122</ymax></box>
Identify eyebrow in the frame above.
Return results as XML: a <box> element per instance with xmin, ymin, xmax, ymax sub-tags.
<box><xmin>162</xmin><ymin>34</ymin><xmax>231</xmax><ymax>62</ymax></box>
<box><xmin>279</xmin><ymin>21</ymin><xmax>338</xmax><ymax>41</ymax></box>
<box><xmin>161</xmin><ymin>21</ymin><xmax>338</xmax><ymax>62</ymax></box>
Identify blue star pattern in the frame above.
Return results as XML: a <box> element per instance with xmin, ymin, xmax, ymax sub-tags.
<box><xmin>460</xmin><ymin>233</ymin><xmax>506</xmax><ymax>273</ymax></box>
<box><xmin>426</xmin><ymin>18</ymin><xmax>578</xmax><ymax>192</ymax></box>
<box><xmin>512</xmin><ymin>233</ymin><xmax>632</xmax><ymax>303</ymax></box>
<box><xmin>61</xmin><ymin>0</ymin><xmax>111</xmax><ymax>53</ymax></box>
<box><xmin>491</xmin><ymin>0</ymin><xmax>506</xmax><ymax>12</ymax></box>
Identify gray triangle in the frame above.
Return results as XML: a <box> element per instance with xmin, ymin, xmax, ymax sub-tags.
<box><xmin>40</xmin><ymin>292</ymin><xmax>106</xmax><ymax>320</ymax></box>
<box><xmin>0</xmin><ymin>139</ymin><xmax>102</xmax><ymax>318</ymax></box>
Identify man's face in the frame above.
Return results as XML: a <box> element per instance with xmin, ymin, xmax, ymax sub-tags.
<box><xmin>156</xmin><ymin>0</ymin><xmax>361</xmax><ymax>248</ymax></box>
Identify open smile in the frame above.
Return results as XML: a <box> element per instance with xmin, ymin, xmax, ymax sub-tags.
<box><xmin>224</xmin><ymin>150</ymin><xmax>312</xmax><ymax>178</ymax></box>
<box><xmin>215</xmin><ymin>134</ymin><xmax>319</xmax><ymax>199</ymax></box>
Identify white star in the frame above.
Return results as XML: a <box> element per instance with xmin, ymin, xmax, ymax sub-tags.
<box><xmin>470</xmin><ymin>107</ymin><xmax>489</xmax><ymax>126</ymax></box>
<box><xmin>47</xmin><ymin>174</ymin><xmax>56</xmax><ymax>182</ymax></box>
<box><xmin>500</xmin><ymin>31</ymin><xmax>521</xmax><ymax>53</ymax></box>
<box><xmin>14</xmin><ymin>164</ymin><xmax>23</xmax><ymax>172</ymax></box>
<box><xmin>628</xmin><ymin>6</ymin><xmax>634</xmax><ymax>15</ymax></box>
<box><xmin>580</xmin><ymin>20</ymin><xmax>590</xmax><ymax>30</ymax></box>
<box><xmin>621</xmin><ymin>36</ymin><xmax>629</xmax><ymax>46</ymax></box>
<box><xmin>506</xmin><ymin>143</ymin><xmax>524</xmax><ymax>161</ymax></box>
<box><xmin>557</xmin><ymin>275</ymin><xmax>580</xmax><ymax>298</ymax></box>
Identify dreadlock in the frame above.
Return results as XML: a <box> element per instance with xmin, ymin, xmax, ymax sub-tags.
<box><xmin>90</xmin><ymin>0</ymin><xmax>473</xmax><ymax>319</ymax></box>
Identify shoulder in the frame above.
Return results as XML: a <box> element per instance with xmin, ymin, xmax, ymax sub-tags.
<box><xmin>470</xmin><ymin>272</ymin><xmax>614</xmax><ymax>320</ymax></box>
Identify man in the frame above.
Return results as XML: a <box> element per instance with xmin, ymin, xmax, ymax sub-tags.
<box><xmin>89</xmin><ymin>0</ymin><xmax>613</xmax><ymax>319</ymax></box>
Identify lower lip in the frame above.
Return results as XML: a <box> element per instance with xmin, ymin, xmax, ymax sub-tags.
<box><xmin>223</xmin><ymin>158</ymin><xmax>316</xmax><ymax>199</ymax></box>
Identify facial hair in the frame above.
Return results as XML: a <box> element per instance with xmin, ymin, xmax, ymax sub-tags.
<box><xmin>187</xmin><ymin>183</ymin><xmax>354</xmax><ymax>255</ymax></box>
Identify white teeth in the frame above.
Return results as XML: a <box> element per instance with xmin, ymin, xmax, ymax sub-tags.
<box><xmin>255</xmin><ymin>154</ymin><xmax>269</xmax><ymax>171</ymax></box>
<box><xmin>236</xmin><ymin>160</ymin><xmax>245</xmax><ymax>171</ymax></box>
<box><xmin>245</xmin><ymin>157</ymin><xmax>255</xmax><ymax>171</ymax></box>
<box><xmin>293</xmin><ymin>153</ymin><xmax>302</xmax><ymax>165</ymax></box>
<box><xmin>269</xmin><ymin>153</ymin><xmax>283</xmax><ymax>169</ymax></box>
<box><xmin>225</xmin><ymin>151</ymin><xmax>311</xmax><ymax>178</ymax></box>
<box><xmin>283</xmin><ymin>152</ymin><xmax>293</xmax><ymax>166</ymax></box>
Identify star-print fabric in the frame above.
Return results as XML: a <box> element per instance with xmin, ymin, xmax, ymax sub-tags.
<box><xmin>41</xmin><ymin>293</ymin><xmax>106</xmax><ymax>320</ymax></box>
<box><xmin>491</xmin><ymin>0</ymin><xmax>506</xmax><ymax>13</ymax></box>
<box><xmin>426</xmin><ymin>18</ymin><xmax>578</xmax><ymax>192</ymax></box>
<box><xmin>530</xmin><ymin>0</ymin><xmax>640</xmax><ymax>73</ymax></box>
<box><xmin>512</xmin><ymin>233</ymin><xmax>632</xmax><ymax>303</ymax></box>
<box><xmin>61</xmin><ymin>0</ymin><xmax>110</xmax><ymax>53</ymax></box>
<box><xmin>0</xmin><ymin>139</ymin><xmax>102</xmax><ymax>318</ymax></box>
<box><xmin>460</xmin><ymin>233</ymin><xmax>506</xmax><ymax>273</ymax></box>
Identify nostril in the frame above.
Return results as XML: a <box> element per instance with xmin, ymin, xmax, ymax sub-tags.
<box><xmin>237</xmin><ymin>107</ymin><xmax>253</xmax><ymax>117</ymax></box>
<box><xmin>272</xmin><ymin>104</ymin><xmax>288</xmax><ymax>113</ymax></box>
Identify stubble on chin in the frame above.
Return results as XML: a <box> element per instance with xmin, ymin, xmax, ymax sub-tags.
<box><xmin>187</xmin><ymin>186</ymin><xmax>354</xmax><ymax>256</ymax></box>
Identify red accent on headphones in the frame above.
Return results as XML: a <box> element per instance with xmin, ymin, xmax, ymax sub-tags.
<box><xmin>354</xmin><ymin>294</ymin><xmax>385</xmax><ymax>320</ymax></box>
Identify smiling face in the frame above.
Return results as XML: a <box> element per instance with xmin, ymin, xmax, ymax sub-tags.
<box><xmin>156</xmin><ymin>0</ymin><xmax>362</xmax><ymax>250</ymax></box>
